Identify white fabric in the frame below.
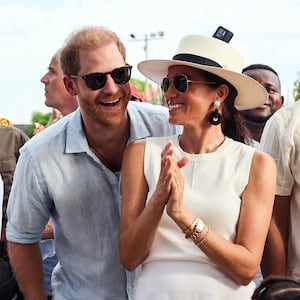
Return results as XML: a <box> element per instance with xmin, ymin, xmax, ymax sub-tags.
<box><xmin>260</xmin><ymin>101</ymin><xmax>300</xmax><ymax>277</ymax></box>
<box><xmin>246</xmin><ymin>138</ymin><xmax>262</xmax><ymax>286</ymax></box>
<box><xmin>134</xmin><ymin>261</ymin><xmax>255</xmax><ymax>300</ymax></box>
<box><xmin>138</xmin><ymin>135</ymin><xmax>255</xmax><ymax>299</ymax></box>
<box><xmin>248</xmin><ymin>138</ymin><xmax>260</xmax><ymax>150</ymax></box>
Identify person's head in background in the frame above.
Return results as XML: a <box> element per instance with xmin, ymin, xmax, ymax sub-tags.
<box><xmin>240</xmin><ymin>64</ymin><xmax>284</xmax><ymax>143</ymax></box>
<box><xmin>252</xmin><ymin>276</ymin><xmax>300</xmax><ymax>300</ymax></box>
<box><xmin>40</xmin><ymin>49</ymin><xmax>78</xmax><ymax>116</ymax></box>
<box><xmin>130</xmin><ymin>83</ymin><xmax>145</xmax><ymax>102</ymax></box>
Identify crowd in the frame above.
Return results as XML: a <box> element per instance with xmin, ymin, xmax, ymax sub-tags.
<box><xmin>0</xmin><ymin>24</ymin><xmax>299</xmax><ymax>299</ymax></box>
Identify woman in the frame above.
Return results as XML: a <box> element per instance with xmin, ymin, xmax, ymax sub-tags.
<box><xmin>119</xmin><ymin>33</ymin><xmax>276</xmax><ymax>299</ymax></box>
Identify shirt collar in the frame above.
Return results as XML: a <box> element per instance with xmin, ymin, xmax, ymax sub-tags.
<box><xmin>65</xmin><ymin>102</ymin><xmax>159</xmax><ymax>153</ymax></box>
<box><xmin>65</xmin><ymin>109</ymin><xmax>89</xmax><ymax>154</ymax></box>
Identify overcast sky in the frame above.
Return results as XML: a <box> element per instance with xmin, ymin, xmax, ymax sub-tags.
<box><xmin>1</xmin><ymin>0</ymin><xmax>299</xmax><ymax>124</ymax></box>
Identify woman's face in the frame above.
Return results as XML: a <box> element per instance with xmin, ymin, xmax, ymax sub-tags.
<box><xmin>163</xmin><ymin>65</ymin><xmax>218</xmax><ymax>127</ymax></box>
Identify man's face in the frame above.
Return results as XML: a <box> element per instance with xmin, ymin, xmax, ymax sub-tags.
<box><xmin>70</xmin><ymin>43</ymin><xmax>131</xmax><ymax>128</ymax></box>
<box><xmin>241</xmin><ymin>69</ymin><xmax>284</xmax><ymax>123</ymax></box>
<box><xmin>40</xmin><ymin>54</ymin><xmax>70</xmax><ymax>109</ymax></box>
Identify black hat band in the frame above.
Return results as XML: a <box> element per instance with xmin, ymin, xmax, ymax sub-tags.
<box><xmin>173</xmin><ymin>53</ymin><xmax>222</xmax><ymax>68</ymax></box>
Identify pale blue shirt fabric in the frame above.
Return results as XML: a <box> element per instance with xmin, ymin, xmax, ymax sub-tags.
<box><xmin>7</xmin><ymin>101</ymin><xmax>181</xmax><ymax>300</ymax></box>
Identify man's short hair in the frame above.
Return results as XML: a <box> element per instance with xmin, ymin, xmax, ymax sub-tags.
<box><xmin>242</xmin><ymin>64</ymin><xmax>281</xmax><ymax>88</ymax></box>
<box><xmin>242</xmin><ymin>64</ymin><xmax>278</xmax><ymax>76</ymax></box>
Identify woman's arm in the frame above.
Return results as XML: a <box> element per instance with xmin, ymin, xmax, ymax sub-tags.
<box><xmin>119</xmin><ymin>140</ymin><xmax>175</xmax><ymax>271</ymax></box>
<box><xmin>168</xmin><ymin>150</ymin><xmax>276</xmax><ymax>285</ymax></box>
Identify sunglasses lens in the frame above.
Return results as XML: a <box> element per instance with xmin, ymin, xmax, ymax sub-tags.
<box><xmin>80</xmin><ymin>66</ymin><xmax>132</xmax><ymax>90</ymax></box>
<box><xmin>161</xmin><ymin>78</ymin><xmax>170</xmax><ymax>93</ymax></box>
<box><xmin>84</xmin><ymin>74</ymin><xmax>106</xmax><ymax>90</ymax></box>
<box><xmin>111</xmin><ymin>66</ymin><xmax>131</xmax><ymax>84</ymax></box>
<box><xmin>161</xmin><ymin>75</ymin><xmax>188</xmax><ymax>94</ymax></box>
<box><xmin>173</xmin><ymin>75</ymin><xmax>188</xmax><ymax>93</ymax></box>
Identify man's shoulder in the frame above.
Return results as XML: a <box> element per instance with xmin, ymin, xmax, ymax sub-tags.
<box><xmin>127</xmin><ymin>101</ymin><xmax>181</xmax><ymax>140</ymax></box>
<box><xmin>0</xmin><ymin>125</ymin><xmax>28</xmax><ymax>137</ymax></box>
<box><xmin>127</xmin><ymin>101</ymin><xmax>169</xmax><ymax>118</ymax></box>
<box><xmin>0</xmin><ymin>125</ymin><xmax>29</xmax><ymax>145</ymax></box>
<box><xmin>274</xmin><ymin>102</ymin><xmax>300</xmax><ymax>120</ymax></box>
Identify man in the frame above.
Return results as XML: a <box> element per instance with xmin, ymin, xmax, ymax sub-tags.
<box><xmin>240</xmin><ymin>64</ymin><xmax>284</xmax><ymax>147</ymax></box>
<box><xmin>0</xmin><ymin>124</ymin><xmax>29</xmax><ymax>258</ymax></box>
<box><xmin>0</xmin><ymin>123</ymin><xmax>29</xmax><ymax>299</ymax></box>
<box><xmin>33</xmin><ymin>49</ymin><xmax>79</xmax><ymax>135</ymax></box>
<box><xmin>239</xmin><ymin>64</ymin><xmax>284</xmax><ymax>286</ymax></box>
<box><xmin>6</xmin><ymin>26</ymin><xmax>180</xmax><ymax>299</ymax></box>
<box><xmin>41</xmin><ymin>49</ymin><xmax>78</xmax><ymax>115</ymax></box>
<box><xmin>38</xmin><ymin>50</ymin><xmax>79</xmax><ymax>299</ymax></box>
<box><xmin>260</xmin><ymin>100</ymin><xmax>300</xmax><ymax>278</ymax></box>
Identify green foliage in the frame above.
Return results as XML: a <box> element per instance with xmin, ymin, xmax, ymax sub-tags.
<box><xmin>27</xmin><ymin>111</ymin><xmax>51</xmax><ymax>137</ymax></box>
<box><xmin>130</xmin><ymin>78</ymin><xmax>145</xmax><ymax>96</ymax></box>
<box><xmin>293</xmin><ymin>79</ymin><xmax>300</xmax><ymax>102</ymax></box>
<box><xmin>130</xmin><ymin>77</ymin><xmax>163</xmax><ymax>105</ymax></box>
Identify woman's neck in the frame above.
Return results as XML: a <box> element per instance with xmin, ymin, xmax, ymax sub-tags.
<box><xmin>179</xmin><ymin>128</ymin><xmax>225</xmax><ymax>154</ymax></box>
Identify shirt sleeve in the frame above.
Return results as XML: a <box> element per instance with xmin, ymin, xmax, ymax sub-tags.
<box><xmin>260</xmin><ymin>113</ymin><xmax>294</xmax><ymax>196</ymax></box>
<box><xmin>6</xmin><ymin>145</ymin><xmax>51</xmax><ymax>243</ymax></box>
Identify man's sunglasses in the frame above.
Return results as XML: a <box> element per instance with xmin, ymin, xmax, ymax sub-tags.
<box><xmin>161</xmin><ymin>74</ymin><xmax>216</xmax><ymax>94</ymax></box>
<box><xmin>70</xmin><ymin>65</ymin><xmax>132</xmax><ymax>90</ymax></box>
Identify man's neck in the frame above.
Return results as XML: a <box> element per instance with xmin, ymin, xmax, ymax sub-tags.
<box><xmin>85</xmin><ymin>114</ymin><xmax>130</xmax><ymax>172</ymax></box>
<box><xmin>243</xmin><ymin>118</ymin><xmax>265</xmax><ymax>142</ymax></box>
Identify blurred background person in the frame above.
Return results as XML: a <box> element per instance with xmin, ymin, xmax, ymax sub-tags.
<box><xmin>36</xmin><ymin>49</ymin><xmax>79</xmax><ymax>299</ymax></box>
<box><xmin>240</xmin><ymin>64</ymin><xmax>284</xmax><ymax>287</ymax></box>
<box><xmin>33</xmin><ymin>49</ymin><xmax>78</xmax><ymax>135</ymax></box>
<box><xmin>260</xmin><ymin>99</ymin><xmax>300</xmax><ymax>279</ymax></box>
<box><xmin>130</xmin><ymin>83</ymin><xmax>145</xmax><ymax>102</ymax></box>
<box><xmin>240</xmin><ymin>64</ymin><xmax>284</xmax><ymax>148</ymax></box>
<box><xmin>252</xmin><ymin>276</ymin><xmax>300</xmax><ymax>299</ymax></box>
<box><xmin>0</xmin><ymin>120</ymin><xmax>29</xmax><ymax>299</ymax></box>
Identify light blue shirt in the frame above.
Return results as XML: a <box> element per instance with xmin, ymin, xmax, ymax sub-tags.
<box><xmin>7</xmin><ymin>101</ymin><xmax>181</xmax><ymax>300</ymax></box>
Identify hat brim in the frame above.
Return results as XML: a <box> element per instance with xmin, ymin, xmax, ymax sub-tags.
<box><xmin>138</xmin><ymin>59</ymin><xmax>268</xmax><ymax>111</ymax></box>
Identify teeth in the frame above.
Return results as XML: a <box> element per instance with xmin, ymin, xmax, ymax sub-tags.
<box><xmin>169</xmin><ymin>104</ymin><xmax>182</xmax><ymax>110</ymax></box>
<box><xmin>107</xmin><ymin>99</ymin><xmax>119</xmax><ymax>104</ymax></box>
<box><xmin>100</xmin><ymin>99</ymin><xmax>120</xmax><ymax>105</ymax></box>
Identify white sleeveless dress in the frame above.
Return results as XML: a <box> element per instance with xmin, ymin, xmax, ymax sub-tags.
<box><xmin>134</xmin><ymin>135</ymin><xmax>256</xmax><ymax>300</ymax></box>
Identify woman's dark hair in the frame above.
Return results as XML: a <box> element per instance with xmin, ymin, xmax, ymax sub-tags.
<box><xmin>198</xmin><ymin>69</ymin><xmax>251</xmax><ymax>144</ymax></box>
<box><xmin>252</xmin><ymin>276</ymin><xmax>300</xmax><ymax>300</ymax></box>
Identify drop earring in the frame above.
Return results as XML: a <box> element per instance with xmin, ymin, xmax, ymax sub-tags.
<box><xmin>208</xmin><ymin>100</ymin><xmax>222</xmax><ymax>125</ymax></box>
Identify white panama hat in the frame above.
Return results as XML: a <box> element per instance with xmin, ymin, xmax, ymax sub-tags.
<box><xmin>138</xmin><ymin>35</ymin><xmax>268</xmax><ymax>110</ymax></box>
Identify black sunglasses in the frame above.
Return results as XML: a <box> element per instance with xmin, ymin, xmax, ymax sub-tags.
<box><xmin>161</xmin><ymin>74</ymin><xmax>216</xmax><ymax>94</ymax></box>
<box><xmin>70</xmin><ymin>65</ymin><xmax>132</xmax><ymax>90</ymax></box>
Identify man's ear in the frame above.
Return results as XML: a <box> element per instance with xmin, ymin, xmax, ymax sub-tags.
<box><xmin>280</xmin><ymin>95</ymin><xmax>284</xmax><ymax>107</ymax></box>
<box><xmin>63</xmin><ymin>75</ymin><xmax>78</xmax><ymax>96</ymax></box>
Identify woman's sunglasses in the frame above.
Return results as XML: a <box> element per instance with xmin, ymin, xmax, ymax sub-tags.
<box><xmin>70</xmin><ymin>65</ymin><xmax>132</xmax><ymax>90</ymax></box>
<box><xmin>161</xmin><ymin>74</ymin><xmax>216</xmax><ymax>94</ymax></box>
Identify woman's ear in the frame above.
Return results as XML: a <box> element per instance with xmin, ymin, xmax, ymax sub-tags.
<box><xmin>63</xmin><ymin>75</ymin><xmax>78</xmax><ymax>96</ymax></box>
<box><xmin>216</xmin><ymin>84</ymin><xmax>229</xmax><ymax>103</ymax></box>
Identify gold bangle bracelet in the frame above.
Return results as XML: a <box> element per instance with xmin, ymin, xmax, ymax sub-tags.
<box><xmin>183</xmin><ymin>217</ymin><xmax>198</xmax><ymax>236</ymax></box>
<box><xmin>195</xmin><ymin>226</ymin><xmax>210</xmax><ymax>246</ymax></box>
<box><xmin>189</xmin><ymin>219</ymin><xmax>204</xmax><ymax>241</ymax></box>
